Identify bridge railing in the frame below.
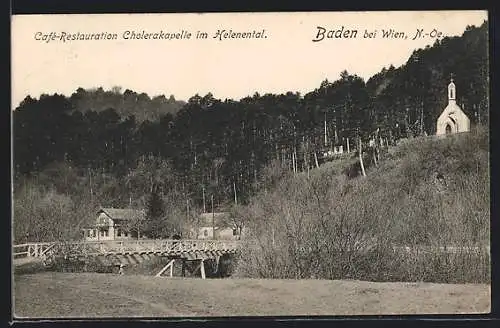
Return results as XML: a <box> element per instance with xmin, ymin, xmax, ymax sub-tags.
<box><xmin>13</xmin><ymin>239</ymin><xmax>240</xmax><ymax>258</ymax></box>
<box><xmin>14</xmin><ymin>240</ymin><xmax>488</xmax><ymax>259</ymax></box>
<box><xmin>393</xmin><ymin>245</ymin><xmax>490</xmax><ymax>254</ymax></box>
<box><xmin>13</xmin><ymin>242</ymin><xmax>57</xmax><ymax>259</ymax></box>
<box><xmin>81</xmin><ymin>239</ymin><xmax>240</xmax><ymax>254</ymax></box>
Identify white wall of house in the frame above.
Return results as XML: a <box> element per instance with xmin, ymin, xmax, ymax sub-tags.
<box><xmin>84</xmin><ymin>213</ymin><xmax>121</xmax><ymax>241</ymax></box>
<box><xmin>84</xmin><ymin>226</ymin><xmax>138</xmax><ymax>241</ymax></box>
<box><xmin>114</xmin><ymin>226</ymin><xmax>134</xmax><ymax>240</ymax></box>
<box><xmin>216</xmin><ymin>227</ymin><xmax>238</xmax><ymax>240</ymax></box>
<box><xmin>192</xmin><ymin>226</ymin><xmax>239</xmax><ymax>240</ymax></box>
<box><xmin>84</xmin><ymin>228</ymin><xmax>100</xmax><ymax>241</ymax></box>
<box><xmin>83</xmin><ymin>226</ymin><xmax>115</xmax><ymax>241</ymax></box>
<box><xmin>83</xmin><ymin>210</ymin><xmax>145</xmax><ymax>241</ymax></box>
<box><xmin>196</xmin><ymin>227</ymin><xmax>215</xmax><ymax>239</ymax></box>
<box><xmin>99</xmin><ymin>225</ymin><xmax>115</xmax><ymax>241</ymax></box>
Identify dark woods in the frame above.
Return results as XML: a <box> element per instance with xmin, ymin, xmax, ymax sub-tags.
<box><xmin>12</xmin><ymin>22</ymin><xmax>488</xmax><ymax>244</ymax></box>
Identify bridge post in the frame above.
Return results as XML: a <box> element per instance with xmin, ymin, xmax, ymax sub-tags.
<box><xmin>200</xmin><ymin>259</ymin><xmax>206</xmax><ymax>279</ymax></box>
<box><xmin>181</xmin><ymin>259</ymin><xmax>186</xmax><ymax>277</ymax></box>
<box><xmin>214</xmin><ymin>255</ymin><xmax>220</xmax><ymax>274</ymax></box>
<box><xmin>155</xmin><ymin>259</ymin><xmax>175</xmax><ymax>278</ymax></box>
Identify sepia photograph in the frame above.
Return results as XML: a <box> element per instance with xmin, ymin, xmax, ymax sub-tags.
<box><xmin>11</xmin><ymin>10</ymin><xmax>490</xmax><ymax>318</ymax></box>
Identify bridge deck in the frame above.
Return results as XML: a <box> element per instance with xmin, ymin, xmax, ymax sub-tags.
<box><xmin>14</xmin><ymin>239</ymin><xmax>240</xmax><ymax>259</ymax></box>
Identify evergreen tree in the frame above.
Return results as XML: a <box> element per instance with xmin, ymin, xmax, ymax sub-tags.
<box><xmin>145</xmin><ymin>186</ymin><xmax>167</xmax><ymax>239</ymax></box>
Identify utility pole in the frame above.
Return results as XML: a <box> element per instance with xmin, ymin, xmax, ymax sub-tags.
<box><xmin>202</xmin><ymin>185</ymin><xmax>206</xmax><ymax>213</ymax></box>
<box><xmin>324</xmin><ymin>111</ymin><xmax>328</xmax><ymax>147</ymax></box>
<box><xmin>293</xmin><ymin>147</ymin><xmax>298</xmax><ymax>173</ymax></box>
<box><xmin>420</xmin><ymin>100</ymin><xmax>424</xmax><ymax>136</ymax></box>
<box><xmin>406</xmin><ymin>108</ymin><xmax>410</xmax><ymax>138</ymax></box>
<box><xmin>477</xmin><ymin>104</ymin><xmax>481</xmax><ymax>125</ymax></box>
<box><xmin>233</xmin><ymin>181</ymin><xmax>238</xmax><ymax>206</ymax></box>
<box><xmin>334</xmin><ymin>108</ymin><xmax>338</xmax><ymax>145</ymax></box>
<box><xmin>89</xmin><ymin>168</ymin><xmax>93</xmax><ymax>201</ymax></box>
<box><xmin>211</xmin><ymin>195</ymin><xmax>215</xmax><ymax>240</ymax></box>
<box><xmin>358</xmin><ymin>129</ymin><xmax>366</xmax><ymax>177</ymax></box>
<box><xmin>474</xmin><ymin>103</ymin><xmax>481</xmax><ymax>128</ymax></box>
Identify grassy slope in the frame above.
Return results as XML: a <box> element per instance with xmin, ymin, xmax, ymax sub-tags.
<box><xmin>234</xmin><ymin>128</ymin><xmax>490</xmax><ymax>282</ymax></box>
<box><xmin>14</xmin><ymin>272</ymin><xmax>490</xmax><ymax>318</ymax></box>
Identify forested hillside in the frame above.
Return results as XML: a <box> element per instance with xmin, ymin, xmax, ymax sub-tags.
<box><xmin>12</xmin><ymin>21</ymin><xmax>489</xmax><ymax>243</ymax></box>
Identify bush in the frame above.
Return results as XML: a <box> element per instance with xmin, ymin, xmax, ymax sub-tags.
<box><xmin>234</xmin><ymin>131</ymin><xmax>490</xmax><ymax>283</ymax></box>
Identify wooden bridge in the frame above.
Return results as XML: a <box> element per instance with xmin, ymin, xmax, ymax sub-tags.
<box><xmin>13</xmin><ymin>239</ymin><xmax>240</xmax><ymax>279</ymax></box>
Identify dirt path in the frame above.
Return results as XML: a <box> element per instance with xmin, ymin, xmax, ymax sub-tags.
<box><xmin>13</xmin><ymin>272</ymin><xmax>491</xmax><ymax>318</ymax></box>
<box><xmin>33</xmin><ymin>275</ymin><xmax>194</xmax><ymax>317</ymax></box>
<box><xmin>14</xmin><ymin>273</ymin><xmax>199</xmax><ymax>318</ymax></box>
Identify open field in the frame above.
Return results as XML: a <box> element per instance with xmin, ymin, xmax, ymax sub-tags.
<box><xmin>13</xmin><ymin>272</ymin><xmax>490</xmax><ymax>318</ymax></box>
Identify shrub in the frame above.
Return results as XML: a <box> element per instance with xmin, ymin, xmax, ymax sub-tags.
<box><xmin>234</xmin><ymin>131</ymin><xmax>490</xmax><ymax>283</ymax></box>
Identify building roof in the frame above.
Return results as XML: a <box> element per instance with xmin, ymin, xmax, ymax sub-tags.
<box><xmin>98</xmin><ymin>208</ymin><xmax>145</xmax><ymax>221</ymax></box>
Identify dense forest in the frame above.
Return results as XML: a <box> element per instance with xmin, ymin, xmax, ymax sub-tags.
<box><xmin>12</xmin><ymin>21</ymin><xmax>488</xmax><ymax>242</ymax></box>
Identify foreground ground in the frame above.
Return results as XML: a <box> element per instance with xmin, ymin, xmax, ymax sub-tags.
<box><xmin>13</xmin><ymin>272</ymin><xmax>490</xmax><ymax>318</ymax></box>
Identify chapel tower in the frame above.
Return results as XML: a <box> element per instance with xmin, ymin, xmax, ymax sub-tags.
<box><xmin>436</xmin><ymin>74</ymin><xmax>470</xmax><ymax>136</ymax></box>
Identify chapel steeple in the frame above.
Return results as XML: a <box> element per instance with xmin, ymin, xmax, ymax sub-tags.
<box><xmin>448</xmin><ymin>73</ymin><xmax>456</xmax><ymax>102</ymax></box>
<box><xmin>436</xmin><ymin>73</ymin><xmax>470</xmax><ymax>136</ymax></box>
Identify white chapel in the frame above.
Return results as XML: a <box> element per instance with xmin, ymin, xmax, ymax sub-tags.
<box><xmin>436</xmin><ymin>75</ymin><xmax>470</xmax><ymax>136</ymax></box>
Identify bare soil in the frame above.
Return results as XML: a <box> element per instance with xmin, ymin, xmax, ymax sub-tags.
<box><xmin>13</xmin><ymin>272</ymin><xmax>490</xmax><ymax>318</ymax></box>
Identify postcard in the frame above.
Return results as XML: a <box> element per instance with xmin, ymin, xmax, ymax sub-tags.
<box><xmin>11</xmin><ymin>11</ymin><xmax>490</xmax><ymax>318</ymax></box>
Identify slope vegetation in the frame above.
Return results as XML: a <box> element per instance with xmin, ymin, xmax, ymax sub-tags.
<box><xmin>234</xmin><ymin>127</ymin><xmax>490</xmax><ymax>283</ymax></box>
